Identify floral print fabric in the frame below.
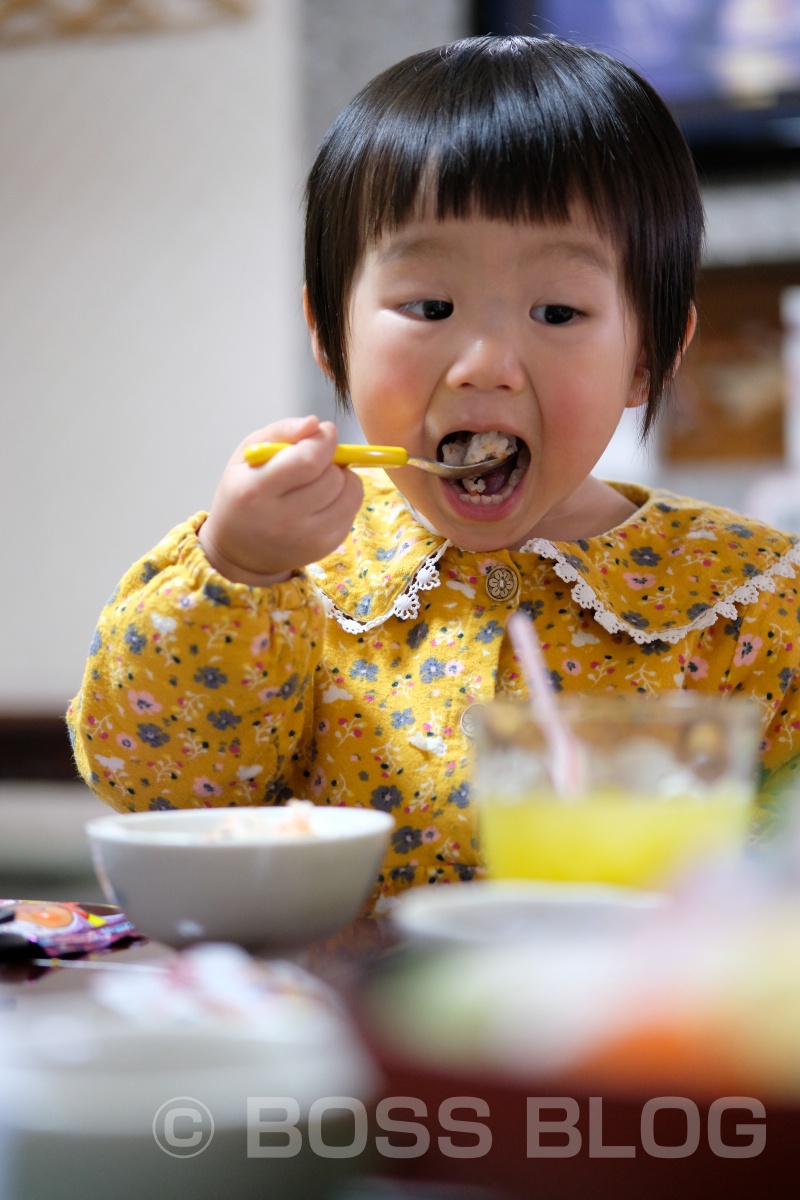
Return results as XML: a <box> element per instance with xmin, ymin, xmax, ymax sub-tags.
<box><xmin>68</xmin><ymin>472</ymin><xmax>800</xmax><ymax>913</ymax></box>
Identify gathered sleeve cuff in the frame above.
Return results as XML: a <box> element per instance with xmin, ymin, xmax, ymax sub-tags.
<box><xmin>67</xmin><ymin>513</ymin><xmax>325</xmax><ymax>813</ymax></box>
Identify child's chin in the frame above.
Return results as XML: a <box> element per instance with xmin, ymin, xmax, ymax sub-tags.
<box><xmin>439</xmin><ymin>512</ymin><xmax>524</xmax><ymax>553</ymax></box>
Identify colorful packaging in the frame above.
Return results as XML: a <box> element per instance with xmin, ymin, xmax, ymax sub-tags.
<box><xmin>0</xmin><ymin>900</ymin><xmax>139</xmax><ymax>959</ymax></box>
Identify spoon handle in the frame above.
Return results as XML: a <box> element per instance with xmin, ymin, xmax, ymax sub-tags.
<box><xmin>244</xmin><ymin>442</ymin><xmax>409</xmax><ymax>468</ymax></box>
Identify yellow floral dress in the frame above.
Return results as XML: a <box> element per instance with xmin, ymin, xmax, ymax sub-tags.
<box><xmin>68</xmin><ymin>472</ymin><xmax>800</xmax><ymax>912</ymax></box>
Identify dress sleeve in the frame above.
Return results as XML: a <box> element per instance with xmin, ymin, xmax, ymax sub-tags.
<box><xmin>756</xmin><ymin>664</ymin><xmax>800</xmax><ymax>828</ymax></box>
<box><xmin>66</xmin><ymin>513</ymin><xmax>325</xmax><ymax>813</ymax></box>
<box><xmin>698</xmin><ymin>581</ymin><xmax>800</xmax><ymax>830</ymax></box>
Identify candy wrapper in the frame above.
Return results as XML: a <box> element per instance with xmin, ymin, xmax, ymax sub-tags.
<box><xmin>0</xmin><ymin>900</ymin><xmax>139</xmax><ymax>960</ymax></box>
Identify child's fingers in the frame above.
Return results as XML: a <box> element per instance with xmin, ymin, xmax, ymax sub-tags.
<box><xmin>237</xmin><ymin>414</ymin><xmax>321</xmax><ymax>457</ymax></box>
<box><xmin>280</xmin><ymin>467</ymin><xmax>364</xmax><ymax>553</ymax></box>
<box><xmin>252</xmin><ymin>452</ymin><xmax>361</xmax><ymax>535</ymax></box>
<box><xmin>253</xmin><ymin>422</ymin><xmax>340</xmax><ymax>494</ymax></box>
<box><xmin>284</xmin><ymin>453</ymin><xmax>364</xmax><ymax>519</ymax></box>
<box><xmin>203</xmin><ymin>418</ymin><xmax>360</xmax><ymax>579</ymax></box>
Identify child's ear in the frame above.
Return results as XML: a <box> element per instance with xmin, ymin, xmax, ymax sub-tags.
<box><xmin>626</xmin><ymin>348</ymin><xmax>650</xmax><ymax>410</ymax></box>
<box><xmin>302</xmin><ymin>285</ymin><xmax>332</xmax><ymax>378</ymax></box>
<box><xmin>662</xmin><ymin>302</ymin><xmax>698</xmax><ymax>388</ymax></box>
<box><xmin>682</xmin><ymin>303</ymin><xmax>698</xmax><ymax>355</ymax></box>
<box><xmin>625</xmin><ymin>304</ymin><xmax>698</xmax><ymax>410</ymax></box>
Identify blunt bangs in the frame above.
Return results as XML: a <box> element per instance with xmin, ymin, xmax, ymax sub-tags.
<box><xmin>304</xmin><ymin>35</ymin><xmax>704</xmax><ymax>434</ymax></box>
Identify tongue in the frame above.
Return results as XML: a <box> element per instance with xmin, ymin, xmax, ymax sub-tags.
<box><xmin>470</xmin><ymin>455</ymin><xmax>517</xmax><ymax>495</ymax></box>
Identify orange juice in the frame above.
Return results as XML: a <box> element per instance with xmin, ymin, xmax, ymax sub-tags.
<box><xmin>480</xmin><ymin>787</ymin><xmax>751</xmax><ymax>888</ymax></box>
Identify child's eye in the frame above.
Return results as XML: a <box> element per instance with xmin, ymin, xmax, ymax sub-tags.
<box><xmin>530</xmin><ymin>304</ymin><xmax>578</xmax><ymax>325</ymax></box>
<box><xmin>401</xmin><ymin>300</ymin><xmax>454</xmax><ymax>321</ymax></box>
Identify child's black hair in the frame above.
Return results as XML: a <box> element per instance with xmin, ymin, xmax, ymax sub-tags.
<box><xmin>304</xmin><ymin>34</ymin><xmax>704</xmax><ymax>436</ymax></box>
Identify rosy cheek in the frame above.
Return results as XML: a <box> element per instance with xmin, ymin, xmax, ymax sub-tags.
<box><xmin>352</xmin><ymin>370</ymin><xmax>425</xmax><ymax>433</ymax></box>
<box><xmin>542</xmin><ymin>386</ymin><xmax>582</xmax><ymax>428</ymax></box>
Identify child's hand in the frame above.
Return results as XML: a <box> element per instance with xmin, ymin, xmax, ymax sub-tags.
<box><xmin>198</xmin><ymin>415</ymin><xmax>364</xmax><ymax>585</ymax></box>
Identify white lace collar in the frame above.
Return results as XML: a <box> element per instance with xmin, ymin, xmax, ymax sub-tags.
<box><xmin>308</xmin><ymin>472</ymin><xmax>800</xmax><ymax>644</ymax></box>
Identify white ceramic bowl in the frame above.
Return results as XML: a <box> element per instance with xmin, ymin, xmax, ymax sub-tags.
<box><xmin>86</xmin><ymin>807</ymin><xmax>394</xmax><ymax>950</ymax></box>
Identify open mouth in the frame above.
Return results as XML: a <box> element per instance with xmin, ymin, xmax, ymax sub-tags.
<box><xmin>438</xmin><ymin>430</ymin><xmax>529</xmax><ymax>506</ymax></box>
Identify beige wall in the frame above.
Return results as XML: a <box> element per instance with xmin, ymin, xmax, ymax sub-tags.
<box><xmin>0</xmin><ymin>0</ymin><xmax>468</xmax><ymax>710</ymax></box>
<box><xmin>0</xmin><ymin>5</ymin><xmax>303</xmax><ymax>708</ymax></box>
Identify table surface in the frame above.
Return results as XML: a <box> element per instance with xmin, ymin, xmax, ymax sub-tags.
<box><xmin>0</xmin><ymin>915</ymin><xmax>504</xmax><ymax>1200</ymax></box>
<box><xmin>2</xmin><ymin>911</ymin><xmax>796</xmax><ymax>1200</ymax></box>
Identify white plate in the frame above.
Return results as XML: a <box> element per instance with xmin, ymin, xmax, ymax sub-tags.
<box><xmin>391</xmin><ymin>879</ymin><xmax>668</xmax><ymax>945</ymax></box>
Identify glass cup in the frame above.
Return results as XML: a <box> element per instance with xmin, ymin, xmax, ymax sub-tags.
<box><xmin>473</xmin><ymin>693</ymin><xmax>760</xmax><ymax>889</ymax></box>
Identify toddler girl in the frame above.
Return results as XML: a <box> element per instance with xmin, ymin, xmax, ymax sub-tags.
<box><xmin>68</xmin><ymin>35</ymin><xmax>800</xmax><ymax>911</ymax></box>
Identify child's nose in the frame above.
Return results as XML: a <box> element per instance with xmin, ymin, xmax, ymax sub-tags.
<box><xmin>445</xmin><ymin>330</ymin><xmax>527</xmax><ymax>393</ymax></box>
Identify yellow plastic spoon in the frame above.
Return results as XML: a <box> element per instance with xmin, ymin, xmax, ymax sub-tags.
<box><xmin>243</xmin><ymin>442</ymin><xmax>506</xmax><ymax>479</ymax></box>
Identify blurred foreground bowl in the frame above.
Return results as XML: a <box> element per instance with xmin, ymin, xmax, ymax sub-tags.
<box><xmin>86</xmin><ymin>807</ymin><xmax>393</xmax><ymax>950</ymax></box>
<box><xmin>0</xmin><ymin>991</ymin><xmax>376</xmax><ymax>1200</ymax></box>
<box><xmin>357</xmin><ymin>931</ymin><xmax>799</xmax><ymax>1200</ymax></box>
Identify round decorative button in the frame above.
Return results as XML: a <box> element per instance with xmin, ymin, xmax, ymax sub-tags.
<box><xmin>485</xmin><ymin>564</ymin><xmax>519</xmax><ymax>601</ymax></box>
<box><xmin>460</xmin><ymin>703</ymin><xmax>484</xmax><ymax>738</ymax></box>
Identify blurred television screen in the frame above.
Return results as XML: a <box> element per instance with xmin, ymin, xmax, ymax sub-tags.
<box><xmin>473</xmin><ymin>1</ymin><xmax>800</xmax><ymax>174</ymax></box>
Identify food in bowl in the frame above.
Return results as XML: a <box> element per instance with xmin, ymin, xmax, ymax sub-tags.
<box><xmin>85</xmin><ymin>804</ymin><xmax>394</xmax><ymax>950</ymax></box>
<box><xmin>200</xmin><ymin>799</ymin><xmax>317</xmax><ymax>842</ymax></box>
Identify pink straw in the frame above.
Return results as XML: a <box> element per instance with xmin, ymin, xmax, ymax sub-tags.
<box><xmin>506</xmin><ymin>610</ymin><xmax>584</xmax><ymax>798</ymax></box>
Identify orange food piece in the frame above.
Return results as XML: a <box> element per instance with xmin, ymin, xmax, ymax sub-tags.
<box><xmin>561</xmin><ymin>1020</ymin><xmax>756</xmax><ymax>1099</ymax></box>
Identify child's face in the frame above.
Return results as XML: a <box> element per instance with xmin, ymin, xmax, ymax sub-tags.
<box><xmin>341</xmin><ymin>207</ymin><xmax>647</xmax><ymax>549</ymax></box>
